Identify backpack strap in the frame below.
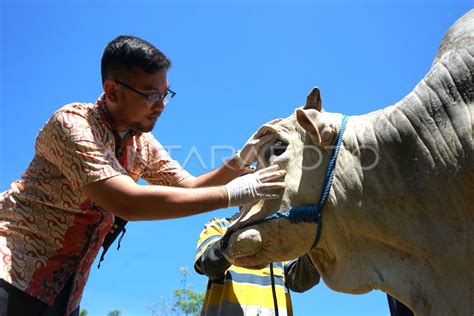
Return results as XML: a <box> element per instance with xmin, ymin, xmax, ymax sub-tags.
<box><xmin>97</xmin><ymin>216</ymin><xmax>128</xmax><ymax>269</ymax></box>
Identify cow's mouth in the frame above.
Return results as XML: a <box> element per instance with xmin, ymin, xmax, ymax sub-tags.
<box><xmin>221</xmin><ymin>203</ymin><xmax>291</xmax><ymax>264</ymax></box>
<box><xmin>221</xmin><ymin>227</ymin><xmax>266</xmax><ymax>267</ymax></box>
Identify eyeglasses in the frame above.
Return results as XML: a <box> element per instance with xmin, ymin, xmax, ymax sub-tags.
<box><xmin>115</xmin><ymin>80</ymin><xmax>176</xmax><ymax>105</ymax></box>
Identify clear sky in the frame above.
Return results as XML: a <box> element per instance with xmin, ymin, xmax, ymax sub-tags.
<box><xmin>0</xmin><ymin>1</ymin><xmax>471</xmax><ymax>315</ymax></box>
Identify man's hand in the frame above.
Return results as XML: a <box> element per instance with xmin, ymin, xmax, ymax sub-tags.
<box><xmin>0</xmin><ymin>181</ymin><xmax>24</xmax><ymax>204</ymax></box>
<box><xmin>224</xmin><ymin>165</ymin><xmax>286</xmax><ymax>207</ymax></box>
<box><xmin>236</xmin><ymin>132</ymin><xmax>273</xmax><ymax>167</ymax></box>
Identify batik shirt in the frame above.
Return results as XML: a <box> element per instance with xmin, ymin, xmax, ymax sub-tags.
<box><xmin>0</xmin><ymin>94</ymin><xmax>190</xmax><ymax>314</ymax></box>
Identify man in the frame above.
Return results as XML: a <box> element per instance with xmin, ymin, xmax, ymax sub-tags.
<box><xmin>195</xmin><ymin>212</ymin><xmax>320</xmax><ymax>316</ymax></box>
<box><xmin>0</xmin><ymin>35</ymin><xmax>285</xmax><ymax>316</ymax></box>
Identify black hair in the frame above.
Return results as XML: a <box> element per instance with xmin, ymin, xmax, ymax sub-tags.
<box><xmin>101</xmin><ymin>35</ymin><xmax>171</xmax><ymax>84</ymax></box>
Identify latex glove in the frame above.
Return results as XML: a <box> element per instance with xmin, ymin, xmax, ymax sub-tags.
<box><xmin>236</xmin><ymin>133</ymin><xmax>273</xmax><ymax>167</ymax></box>
<box><xmin>224</xmin><ymin>165</ymin><xmax>286</xmax><ymax>207</ymax></box>
<box><xmin>0</xmin><ymin>181</ymin><xmax>23</xmax><ymax>204</ymax></box>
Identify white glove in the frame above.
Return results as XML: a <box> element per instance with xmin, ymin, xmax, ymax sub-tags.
<box><xmin>0</xmin><ymin>181</ymin><xmax>23</xmax><ymax>204</ymax></box>
<box><xmin>235</xmin><ymin>132</ymin><xmax>273</xmax><ymax>167</ymax></box>
<box><xmin>224</xmin><ymin>165</ymin><xmax>286</xmax><ymax>207</ymax></box>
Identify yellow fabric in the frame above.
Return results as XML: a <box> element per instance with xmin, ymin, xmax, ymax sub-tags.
<box><xmin>203</xmin><ymin>278</ymin><xmax>289</xmax><ymax>309</ymax></box>
<box><xmin>195</xmin><ymin>218</ymin><xmax>227</xmax><ymax>265</ymax></box>
<box><xmin>195</xmin><ymin>217</ymin><xmax>292</xmax><ymax>316</ymax></box>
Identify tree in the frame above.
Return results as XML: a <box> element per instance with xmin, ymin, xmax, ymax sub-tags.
<box><xmin>149</xmin><ymin>267</ymin><xmax>205</xmax><ymax>316</ymax></box>
<box><xmin>79</xmin><ymin>309</ymin><xmax>88</xmax><ymax>316</ymax></box>
<box><xmin>172</xmin><ymin>267</ymin><xmax>205</xmax><ymax>315</ymax></box>
<box><xmin>107</xmin><ymin>309</ymin><xmax>122</xmax><ymax>316</ymax></box>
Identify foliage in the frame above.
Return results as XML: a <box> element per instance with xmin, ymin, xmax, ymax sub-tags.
<box><xmin>79</xmin><ymin>309</ymin><xmax>88</xmax><ymax>316</ymax></box>
<box><xmin>149</xmin><ymin>267</ymin><xmax>205</xmax><ymax>316</ymax></box>
<box><xmin>172</xmin><ymin>267</ymin><xmax>205</xmax><ymax>315</ymax></box>
<box><xmin>107</xmin><ymin>309</ymin><xmax>122</xmax><ymax>316</ymax></box>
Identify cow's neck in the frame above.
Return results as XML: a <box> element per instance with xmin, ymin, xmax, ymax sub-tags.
<box><xmin>310</xmin><ymin>12</ymin><xmax>473</xmax><ymax>314</ymax></box>
<box><xmin>313</xmin><ymin>103</ymin><xmax>473</xmax><ymax>315</ymax></box>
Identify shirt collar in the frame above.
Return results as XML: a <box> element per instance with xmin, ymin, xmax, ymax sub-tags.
<box><xmin>96</xmin><ymin>93</ymin><xmax>140</xmax><ymax>137</ymax></box>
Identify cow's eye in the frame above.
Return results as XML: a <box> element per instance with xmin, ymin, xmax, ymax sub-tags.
<box><xmin>271</xmin><ymin>140</ymin><xmax>288</xmax><ymax>157</ymax></box>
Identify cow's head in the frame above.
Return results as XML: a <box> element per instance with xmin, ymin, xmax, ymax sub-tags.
<box><xmin>223</xmin><ymin>87</ymin><xmax>346</xmax><ymax>268</ymax></box>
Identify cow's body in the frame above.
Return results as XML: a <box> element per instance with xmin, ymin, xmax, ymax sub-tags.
<box><xmin>224</xmin><ymin>10</ymin><xmax>474</xmax><ymax>315</ymax></box>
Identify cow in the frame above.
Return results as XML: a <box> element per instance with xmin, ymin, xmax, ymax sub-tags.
<box><xmin>221</xmin><ymin>10</ymin><xmax>474</xmax><ymax>316</ymax></box>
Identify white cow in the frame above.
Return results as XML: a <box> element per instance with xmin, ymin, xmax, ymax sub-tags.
<box><xmin>223</xmin><ymin>10</ymin><xmax>474</xmax><ymax>316</ymax></box>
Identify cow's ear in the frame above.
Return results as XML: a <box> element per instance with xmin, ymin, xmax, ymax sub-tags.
<box><xmin>296</xmin><ymin>109</ymin><xmax>336</xmax><ymax>146</ymax></box>
<box><xmin>304</xmin><ymin>87</ymin><xmax>322</xmax><ymax>111</ymax></box>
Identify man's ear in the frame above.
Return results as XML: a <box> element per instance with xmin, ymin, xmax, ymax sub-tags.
<box><xmin>103</xmin><ymin>80</ymin><xmax>119</xmax><ymax>105</ymax></box>
<box><xmin>296</xmin><ymin>109</ymin><xmax>336</xmax><ymax>147</ymax></box>
<box><xmin>304</xmin><ymin>87</ymin><xmax>322</xmax><ymax>111</ymax></box>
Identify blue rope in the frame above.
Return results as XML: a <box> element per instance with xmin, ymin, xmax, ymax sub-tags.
<box><xmin>250</xmin><ymin>115</ymin><xmax>349</xmax><ymax>249</ymax></box>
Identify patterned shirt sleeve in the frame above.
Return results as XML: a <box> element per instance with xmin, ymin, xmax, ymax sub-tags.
<box><xmin>35</xmin><ymin>106</ymin><xmax>127</xmax><ymax>190</ymax></box>
<box><xmin>141</xmin><ymin>133</ymin><xmax>191</xmax><ymax>186</ymax></box>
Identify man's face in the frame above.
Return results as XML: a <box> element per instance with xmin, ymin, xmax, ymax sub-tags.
<box><xmin>106</xmin><ymin>68</ymin><xmax>170</xmax><ymax>133</ymax></box>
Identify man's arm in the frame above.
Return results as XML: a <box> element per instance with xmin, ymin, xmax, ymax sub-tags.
<box><xmin>284</xmin><ymin>254</ymin><xmax>321</xmax><ymax>293</ymax></box>
<box><xmin>178</xmin><ymin>132</ymin><xmax>274</xmax><ymax>188</ymax></box>
<box><xmin>82</xmin><ymin>165</ymin><xmax>286</xmax><ymax>221</ymax></box>
<box><xmin>177</xmin><ymin>156</ymin><xmax>250</xmax><ymax>188</ymax></box>
<box><xmin>82</xmin><ymin>175</ymin><xmax>228</xmax><ymax>221</ymax></box>
<box><xmin>194</xmin><ymin>219</ymin><xmax>231</xmax><ymax>280</ymax></box>
<box><xmin>195</xmin><ymin>239</ymin><xmax>231</xmax><ymax>280</ymax></box>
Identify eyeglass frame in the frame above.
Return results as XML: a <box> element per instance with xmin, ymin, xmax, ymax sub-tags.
<box><xmin>115</xmin><ymin>80</ymin><xmax>176</xmax><ymax>105</ymax></box>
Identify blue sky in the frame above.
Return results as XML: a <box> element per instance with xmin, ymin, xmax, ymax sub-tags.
<box><xmin>1</xmin><ymin>1</ymin><xmax>471</xmax><ymax>315</ymax></box>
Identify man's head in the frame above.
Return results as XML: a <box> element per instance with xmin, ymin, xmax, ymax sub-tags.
<box><xmin>101</xmin><ymin>35</ymin><xmax>171</xmax><ymax>85</ymax></box>
<box><xmin>101</xmin><ymin>35</ymin><xmax>174</xmax><ymax>133</ymax></box>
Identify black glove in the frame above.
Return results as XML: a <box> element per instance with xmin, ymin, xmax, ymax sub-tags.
<box><xmin>195</xmin><ymin>239</ymin><xmax>232</xmax><ymax>280</ymax></box>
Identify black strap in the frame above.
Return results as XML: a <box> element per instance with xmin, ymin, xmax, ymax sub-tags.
<box><xmin>97</xmin><ymin>216</ymin><xmax>128</xmax><ymax>268</ymax></box>
<box><xmin>96</xmin><ymin>115</ymin><xmax>131</xmax><ymax>269</ymax></box>
<box><xmin>270</xmin><ymin>263</ymin><xmax>279</xmax><ymax>316</ymax></box>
